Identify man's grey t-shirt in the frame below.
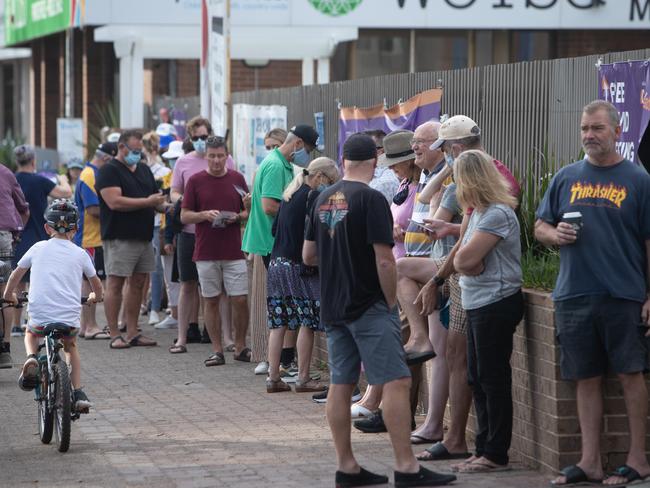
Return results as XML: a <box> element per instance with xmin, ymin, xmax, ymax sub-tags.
<box><xmin>459</xmin><ymin>203</ymin><xmax>522</xmax><ymax>310</ymax></box>
<box><xmin>536</xmin><ymin>158</ymin><xmax>650</xmax><ymax>303</ymax></box>
<box><xmin>431</xmin><ymin>183</ymin><xmax>462</xmax><ymax>259</ymax></box>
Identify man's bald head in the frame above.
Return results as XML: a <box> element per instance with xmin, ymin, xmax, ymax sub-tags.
<box><xmin>412</xmin><ymin>121</ymin><xmax>443</xmax><ymax>170</ymax></box>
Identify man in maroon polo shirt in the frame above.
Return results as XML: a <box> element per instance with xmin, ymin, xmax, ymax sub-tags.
<box><xmin>180</xmin><ymin>136</ymin><xmax>250</xmax><ymax>366</ymax></box>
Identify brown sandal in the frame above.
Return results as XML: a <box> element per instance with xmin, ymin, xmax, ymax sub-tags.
<box><xmin>204</xmin><ymin>352</ymin><xmax>225</xmax><ymax>367</ymax></box>
<box><xmin>169</xmin><ymin>344</ymin><xmax>187</xmax><ymax>354</ymax></box>
<box><xmin>266</xmin><ymin>378</ymin><xmax>291</xmax><ymax>393</ymax></box>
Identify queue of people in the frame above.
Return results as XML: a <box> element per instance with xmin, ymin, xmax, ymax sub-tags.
<box><xmin>0</xmin><ymin>98</ymin><xmax>649</xmax><ymax>487</ymax></box>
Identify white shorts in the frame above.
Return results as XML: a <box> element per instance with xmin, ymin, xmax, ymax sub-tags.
<box><xmin>196</xmin><ymin>259</ymin><xmax>248</xmax><ymax>298</ymax></box>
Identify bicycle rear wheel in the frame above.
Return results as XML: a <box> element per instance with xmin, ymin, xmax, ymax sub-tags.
<box><xmin>37</xmin><ymin>363</ymin><xmax>53</xmax><ymax>444</ymax></box>
<box><xmin>53</xmin><ymin>360</ymin><xmax>71</xmax><ymax>452</ymax></box>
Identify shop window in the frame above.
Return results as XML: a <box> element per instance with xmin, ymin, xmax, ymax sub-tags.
<box><xmin>511</xmin><ymin>31</ymin><xmax>553</xmax><ymax>62</ymax></box>
<box><xmin>355</xmin><ymin>30</ymin><xmax>410</xmax><ymax>78</ymax></box>
<box><xmin>415</xmin><ymin>31</ymin><xmax>468</xmax><ymax>72</ymax></box>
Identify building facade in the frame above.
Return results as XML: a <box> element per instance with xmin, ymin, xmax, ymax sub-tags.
<box><xmin>1</xmin><ymin>0</ymin><xmax>649</xmax><ymax>155</ymax></box>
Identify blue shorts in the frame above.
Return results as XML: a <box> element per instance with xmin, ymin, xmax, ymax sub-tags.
<box><xmin>555</xmin><ymin>295</ymin><xmax>648</xmax><ymax>380</ymax></box>
<box><xmin>325</xmin><ymin>301</ymin><xmax>411</xmax><ymax>385</ymax></box>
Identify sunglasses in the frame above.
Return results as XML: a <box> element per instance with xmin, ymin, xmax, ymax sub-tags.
<box><xmin>191</xmin><ymin>134</ymin><xmax>209</xmax><ymax>142</ymax></box>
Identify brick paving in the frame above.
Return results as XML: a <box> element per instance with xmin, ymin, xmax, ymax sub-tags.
<box><xmin>0</xmin><ymin>307</ymin><xmax>554</xmax><ymax>487</ymax></box>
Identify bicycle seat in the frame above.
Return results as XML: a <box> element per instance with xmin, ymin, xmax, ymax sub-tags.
<box><xmin>42</xmin><ymin>323</ymin><xmax>73</xmax><ymax>336</ymax></box>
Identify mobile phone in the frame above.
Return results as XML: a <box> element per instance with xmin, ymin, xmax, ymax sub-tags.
<box><xmin>409</xmin><ymin>219</ymin><xmax>432</xmax><ymax>231</ymax></box>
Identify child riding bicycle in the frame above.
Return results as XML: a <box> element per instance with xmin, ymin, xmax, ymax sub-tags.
<box><xmin>2</xmin><ymin>199</ymin><xmax>102</xmax><ymax>412</ymax></box>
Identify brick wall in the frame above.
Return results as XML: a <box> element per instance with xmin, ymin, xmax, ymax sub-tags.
<box><xmin>176</xmin><ymin>60</ymin><xmax>200</xmax><ymax>97</ymax></box>
<box><xmin>231</xmin><ymin>60</ymin><xmax>302</xmax><ymax>93</ymax></box>
<box><xmin>557</xmin><ymin>30</ymin><xmax>650</xmax><ymax>58</ymax></box>
<box><xmin>312</xmin><ymin>289</ymin><xmax>649</xmax><ymax>475</ymax></box>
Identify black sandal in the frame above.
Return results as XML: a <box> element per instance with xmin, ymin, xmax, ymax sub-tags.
<box><xmin>233</xmin><ymin>347</ymin><xmax>251</xmax><ymax>362</ymax></box>
<box><xmin>204</xmin><ymin>352</ymin><xmax>225</xmax><ymax>367</ymax></box>
<box><xmin>109</xmin><ymin>335</ymin><xmax>130</xmax><ymax>349</ymax></box>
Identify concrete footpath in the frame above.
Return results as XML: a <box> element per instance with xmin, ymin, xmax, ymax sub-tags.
<box><xmin>0</xmin><ymin>307</ymin><xmax>553</xmax><ymax>487</ymax></box>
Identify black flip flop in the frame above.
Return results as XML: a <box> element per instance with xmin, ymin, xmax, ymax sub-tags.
<box><xmin>406</xmin><ymin>350</ymin><xmax>436</xmax><ymax>365</ymax></box>
<box><xmin>550</xmin><ymin>465</ymin><xmax>603</xmax><ymax>486</ymax></box>
<box><xmin>604</xmin><ymin>465</ymin><xmax>649</xmax><ymax>487</ymax></box>
<box><xmin>416</xmin><ymin>442</ymin><xmax>471</xmax><ymax>461</ymax></box>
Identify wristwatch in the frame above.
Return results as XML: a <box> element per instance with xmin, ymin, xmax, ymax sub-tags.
<box><xmin>433</xmin><ymin>275</ymin><xmax>445</xmax><ymax>287</ymax></box>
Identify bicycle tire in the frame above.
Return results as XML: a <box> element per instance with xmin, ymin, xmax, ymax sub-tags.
<box><xmin>37</xmin><ymin>362</ymin><xmax>53</xmax><ymax>444</ymax></box>
<box><xmin>53</xmin><ymin>360</ymin><xmax>72</xmax><ymax>452</ymax></box>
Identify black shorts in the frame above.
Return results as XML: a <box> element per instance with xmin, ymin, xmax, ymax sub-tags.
<box><xmin>85</xmin><ymin>247</ymin><xmax>105</xmax><ymax>280</ymax></box>
<box><xmin>555</xmin><ymin>295</ymin><xmax>648</xmax><ymax>380</ymax></box>
<box><xmin>177</xmin><ymin>232</ymin><xmax>198</xmax><ymax>282</ymax></box>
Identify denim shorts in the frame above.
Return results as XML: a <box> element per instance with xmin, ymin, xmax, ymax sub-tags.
<box><xmin>555</xmin><ymin>295</ymin><xmax>648</xmax><ymax>380</ymax></box>
<box><xmin>325</xmin><ymin>301</ymin><xmax>411</xmax><ymax>385</ymax></box>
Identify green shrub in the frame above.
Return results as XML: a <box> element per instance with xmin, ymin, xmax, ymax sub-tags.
<box><xmin>0</xmin><ymin>132</ymin><xmax>24</xmax><ymax>171</ymax></box>
<box><xmin>86</xmin><ymin>100</ymin><xmax>119</xmax><ymax>160</ymax></box>
<box><xmin>516</xmin><ymin>147</ymin><xmax>580</xmax><ymax>291</ymax></box>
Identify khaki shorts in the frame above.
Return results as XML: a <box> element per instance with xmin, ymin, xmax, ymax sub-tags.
<box><xmin>196</xmin><ymin>259</ymin><xmax>248</xmax><ymax>298</ymax></box>
<box><xmin>104</xmin><ymin>239</ymin><xmax>156</xmax><ymax>277</ymax></box>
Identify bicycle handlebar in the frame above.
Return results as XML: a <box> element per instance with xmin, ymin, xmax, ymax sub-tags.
<box><xmin>1</xmin><ymin>295</ymin><xmax>91</xmax><ymax>307</ymax></box>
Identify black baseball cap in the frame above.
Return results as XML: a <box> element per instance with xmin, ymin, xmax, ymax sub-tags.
<box><xmin>97</xmin><ymin>142</ymin><xmax>118</xmax><ymax>157</ymax></box>
<box><xmin>290</xmin><ymin>125</ymin><xmax>319</xmax><ymax>148</ymax></box>
<box><xmin>343</xmin><ymin>134</ymin><xmax>377</xmax><ymax>162</ymax></box>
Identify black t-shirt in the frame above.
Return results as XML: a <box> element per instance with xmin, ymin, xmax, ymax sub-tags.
<box><xmin>305</xmin><ymin>180</ymin><xmax>394</xmax><ymax>325</ymax></box>
<box><xmin>95</xmin><ymin>159</ymin><xmax>157</xmax><ymax>241</ymax></box>
<box><xmin>271</xmin><ymin>184</ymin><xmax>319</xmax><ymax>262</ymax></box>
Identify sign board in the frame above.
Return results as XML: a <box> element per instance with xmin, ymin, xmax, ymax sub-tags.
<box><xmin>231</xmin><ymin>0</ymin><xmax>650</xmax><ymax>30</ymax></box>
<box><xmin>5</xmin><ymin>0</ymin><xmax>84</xmax><ymax>46</ymax></box>
<box><xmin>56</xmin><ymin>117</ymin><xmax>84</xmax><ymax>163</ymax></box>
<box><xmin>314</xmin><ymin>112</ymin><xmax>325</xmax><ymax>152</ymax></box>
<box><xmin>200</xmin><ymin>0</ymin><xmax>229</xmax><ymax>137</ymax></box>
<box><xmin>232</xmin><ymin>104</ymin><xmax>287</xmax><ymax>182</ymax></box>
<box><xmin>598</xmin><ymin>61</ymin><xmax>650</xmax><ymax>165</ymax></box>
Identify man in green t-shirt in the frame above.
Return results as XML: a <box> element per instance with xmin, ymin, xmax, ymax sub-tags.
<box><xmin>242</xmin><ymin>124</ymin><xmax>320</xmax><ymax>372</ymax></box>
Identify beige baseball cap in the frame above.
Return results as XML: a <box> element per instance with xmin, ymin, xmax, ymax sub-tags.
<box><xmin>430</xmin><ymin>115</ymin><xmax>481</xmax><ymax>150</ymax></box>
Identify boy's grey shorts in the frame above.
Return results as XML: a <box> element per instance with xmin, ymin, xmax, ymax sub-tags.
<box><xmin>325</xmin><ymin>301</ymin><xmax>411</xmax><ymax>385</ymax></box>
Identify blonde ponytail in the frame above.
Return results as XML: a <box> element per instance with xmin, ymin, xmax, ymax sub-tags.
<box><xmin>282</xmin><ymin>156</ymin><xmax>340</xmax><ymax>201</ymax></box>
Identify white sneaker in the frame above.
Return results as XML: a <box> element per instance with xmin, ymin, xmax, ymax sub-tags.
<box><xmin>254</xmin><ymin>361</ymin><xmax>269</xmax><ymax>375</ymax></box>
<box><xmin>148</xmin><ymin>311</ymin><xmax>161</xmax><ymax>325</ymax></box>
<box><xmin>155</xmin><ymin>315</ymin><xmax>178</xmax><ymax>329</ymax></box>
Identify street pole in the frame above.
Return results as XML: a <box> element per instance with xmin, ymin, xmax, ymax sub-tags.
<box><xmin>64</xmin><ymin>28</ymin><xmax>73</xmax><ymax>118</ymax></box>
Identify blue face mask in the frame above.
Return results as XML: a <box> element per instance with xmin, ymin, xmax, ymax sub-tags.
<box><xmin>292</xmin><ymin>147</ymin><xmax>310</xmax><ymax>167</ymax></box>
<box><xmin>444</xmin><ymin>152</ymin><xmax>454</xmax><ymax>168</ymax></box>
<box><xmin>193</xmin><ymin>139</ymin><xmax>207</xmax><ymax>154</ymax></box>
<box><xmin>125</xmin><ymin>150</ymin><xmax>142</xmax><ymax>166</ymax></box>
<box><xmin>317</xmin><ymin>183</ymin><xmax>328</xmax><ymax>192</ymax></box>
<box><xmin>168</xmin><ymin>158</ymin><xmax>177</xmax><ymax>170</ymax></box>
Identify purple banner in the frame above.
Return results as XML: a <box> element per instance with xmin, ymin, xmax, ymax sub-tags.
<box><xmin>338</xmin><ymin>89</ymin><xmax>442</xmax><ymax>162</ymax></box>
<box><xmin>598</xmin><ymin>61</ymin><xmax>650</xmax><ymax>165</ymax></box>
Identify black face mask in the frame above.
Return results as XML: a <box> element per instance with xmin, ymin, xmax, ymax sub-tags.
<box><xmin>393</xmin><ymin>182</ymin><xmax>410</xmax><ymax>205</ymax></box>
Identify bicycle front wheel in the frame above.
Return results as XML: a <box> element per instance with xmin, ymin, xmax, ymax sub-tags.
<box><xmin>53</xmin><ymin>360</ymin><xmax>72</xmax><ymax>452</ymax></box>
<box><xmin>37</xmin><ymin>363</ymin><xmax>53</xmax><ymax>444</ymax></box>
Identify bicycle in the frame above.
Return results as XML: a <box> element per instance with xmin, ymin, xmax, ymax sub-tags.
<box><xmin>0</xmin><ymin>294</ymin><xmax>89</xmax><ymax>453</ymax></box>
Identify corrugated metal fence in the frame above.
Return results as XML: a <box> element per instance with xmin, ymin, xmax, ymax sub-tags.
<box><xmin>232</xmin><ymin>48</ymin><xmax>650</xmax><ymax>179</ymax></box>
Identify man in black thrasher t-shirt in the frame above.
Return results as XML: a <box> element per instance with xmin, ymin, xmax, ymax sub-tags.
<box><xmin>303</xmin><ymin>134</ymin><xmax>456</xmax><ymax>487</ymax></box>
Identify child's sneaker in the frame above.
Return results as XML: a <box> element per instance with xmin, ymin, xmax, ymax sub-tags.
<box><xmin>73</xmin><ymin>389</ymin><xmax>92</xmax><ymax>413</ymax></box>
<box><xmin>18</xmin><ymin>356</ymin><xmax>39</xmax><ymax>391</ymax></box>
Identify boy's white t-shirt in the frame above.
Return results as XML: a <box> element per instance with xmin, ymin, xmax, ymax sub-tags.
<box><xmin>18</xmin><ymin>238</ymin><xmax>96</xmax><ymax>328</ymax></box>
